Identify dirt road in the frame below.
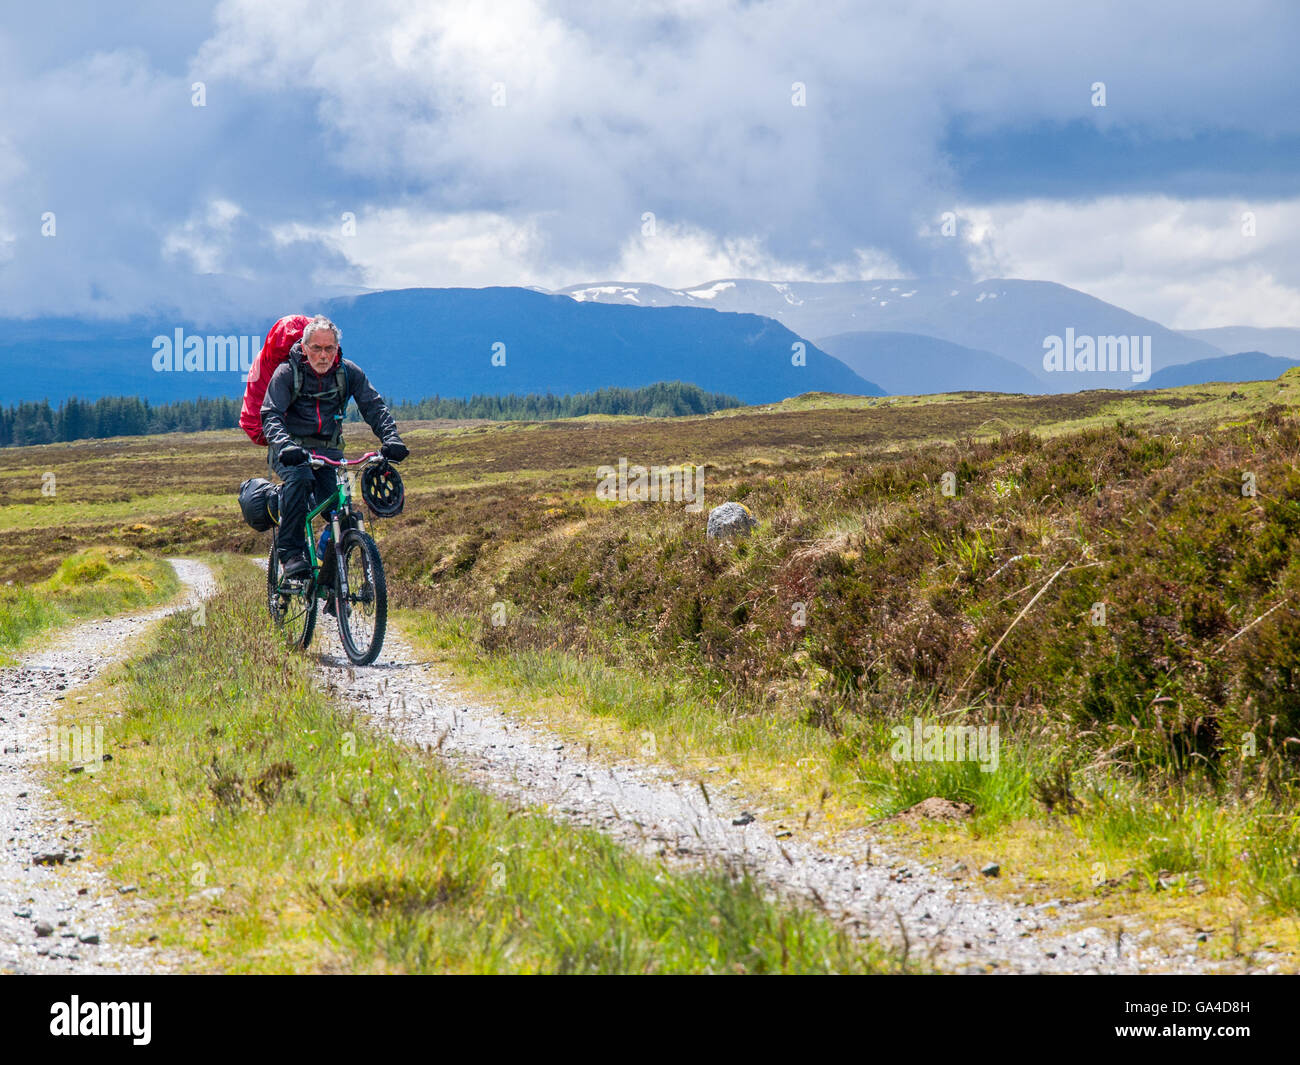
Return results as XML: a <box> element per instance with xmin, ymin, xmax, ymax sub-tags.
<box><xmin>306</xmin><ymin>602</ymin><xmax>1252</xmax><ymax>974</ymax></box>
<box><xmin>4</xmin><ymin>556</ymin><xmax>1266</xmax><ymax>974</ymax></box>
<box><xmin>0</xmin><ymin>560</ymin><xmax>214</xmax><ymax>974</ymax></box>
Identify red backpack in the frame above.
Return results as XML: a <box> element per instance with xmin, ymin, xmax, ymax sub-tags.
<box><xmin>240</xmin><ymin>314</ymin><xmax>309</xmax><ymax>445</ymax></box>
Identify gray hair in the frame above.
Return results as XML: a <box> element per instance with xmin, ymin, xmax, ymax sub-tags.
<box><xmin>302</xmin><ymin>315</ymin><xmax>341</xmax><ymax>348</ymax></box>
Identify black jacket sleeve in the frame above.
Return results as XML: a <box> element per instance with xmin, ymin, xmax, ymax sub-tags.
<box><xmin>260</xmin><ymin>363</ymin><xmax>296</xmax><ymax>450</ymax></box>
<box><xmin>345</xmin><ymin>360</ymin><xmax>401</xmax><ymax>445</ymax></box>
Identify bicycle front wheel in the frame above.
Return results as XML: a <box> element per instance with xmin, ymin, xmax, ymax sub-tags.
<box><xmin>267</xmin><ymin>540</ymin><xmax>317</xmax><ymax>651</ymax></box>
<box><xmin>335</xmin><ymin>528</ymin><xmax>387</xmax><ymax>665</ymax></box>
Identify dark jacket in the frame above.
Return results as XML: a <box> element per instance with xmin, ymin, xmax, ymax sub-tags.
<box><xmin>260</xmin><ymin>341</ymin><xmax>400</xmax><ymax>450</ymax></box>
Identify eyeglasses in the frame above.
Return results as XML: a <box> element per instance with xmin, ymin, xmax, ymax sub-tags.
<box><xmin>306</xmin><ymin>343</ymin><xmax>337</xmax><ymax>354</ymax></box>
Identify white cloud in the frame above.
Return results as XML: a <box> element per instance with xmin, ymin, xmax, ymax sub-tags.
<box><xmin>271</xmin><ymin>208</ymin><xmax>549</xmax><ymax>289</ymax></box>
<box><xmin>162</xmin><ymin>199</ymin><xmax>246</xmax><ymax>274</ymax></box>
<box><xmin>586</xmin><ymin>226</ymin><xmax>905</xmax><ymax>289</ymax></box>
<box><xmin>183</xmin><ymin>0</ymin><xmax>1300</xmax><ymax>319</ymax></box>
<box><xmin>273</xmin><ymin>205</ymin><xmax>908</xmax><ymax>292</ymax></box>
<box><xmin>1</xmin><ymin>1</ymin><xmax>1298</xmax><ymax>324</ymax></box>
<box><xmin>953</xmin><ymin>196</ymin><xmax>1300</xmax><ymax>327</ymax></box>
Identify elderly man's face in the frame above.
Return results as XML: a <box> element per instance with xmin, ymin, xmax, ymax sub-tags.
<box><xmin>304</xmin><ymin>330</ymin><xmax>338</xmax><ymax>374</ymax></box>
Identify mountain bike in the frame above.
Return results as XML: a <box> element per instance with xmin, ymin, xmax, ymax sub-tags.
<box><xmin>266</xmin><ymin>451</ymin><xmax>389</xmax><ymax>665</ymax></box>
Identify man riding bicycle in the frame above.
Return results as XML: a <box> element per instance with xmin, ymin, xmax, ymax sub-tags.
<box><xmin>261</xmin><ymin>314</ymin><xmax>408</xmax><ymax>581</ymax></box>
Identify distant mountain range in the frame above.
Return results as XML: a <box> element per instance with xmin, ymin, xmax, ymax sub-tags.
<box><xmin>0</xmin><ymin>287</ymin><xmax>882</xmax><ymax>406</ymax></box>
<box><xmin>1177</xmin><ymin>326</ymin><xmax>1300</xmax><ymax>360</ymax></box>
<box><xmin>555</xmin><ymin>278</ymin><xmax>1227</xmax><ymax>390</ymax></box>
<box><xmin>2</xmin><ymin>276</ymin><xmax>1296</xmax><ymax>406</ymax></box>
<box><xmin>1131</xmin><ymin>351</ymin><xmax>1299</xmax><ymax>390</ymax></box>
<box><xmin>814</xmin><ymin>331</ymin><xmax>1041</xmax><ymax>395</ymax></box>
<box><xmin>315</xmin><ymin>288</ymin><xmax>883</xmax><ymax>404</ymax></box>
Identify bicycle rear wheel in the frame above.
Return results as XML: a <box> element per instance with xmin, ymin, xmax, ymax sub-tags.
<box><xmin>335</xmin><ymin>528</ymin><xmax>386</xmax><ymax>665</ymax></box>
<box><xmin>267</xmin><ymin>540</ymin><xmax>317</xmax><ymax>650</ymax></box>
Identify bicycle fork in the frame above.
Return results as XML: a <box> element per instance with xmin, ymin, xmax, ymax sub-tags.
<box><xmin>322</xmin><ymin>467</ymin><xmax>370</xmax><ymax>614</ymax></box>
<box><xmin>330</xmin><ymin>510</ymin><xmax>347</xmax><ymax>611</ymax></box>
<box><xmin>330</xmin><ymin>471</ymin><xmax>368</xmax><ymax>613</ymax></box>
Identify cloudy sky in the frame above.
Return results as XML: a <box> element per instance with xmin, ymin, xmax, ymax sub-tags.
<box><xmin>2</xmin><ymin>0</ymin><xmax>1297</xmax><ymax>327</ymax></box>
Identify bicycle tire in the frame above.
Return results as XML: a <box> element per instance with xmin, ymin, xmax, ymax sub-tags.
<box><xmin>335</xmin><ymin>528</ymin><xmax>386</xmax><ymax>665</ymax></box>
<box><xmin>267</xmin><ymin>539</ymin><xmax>317</xmax><ymax>650</ymax></box>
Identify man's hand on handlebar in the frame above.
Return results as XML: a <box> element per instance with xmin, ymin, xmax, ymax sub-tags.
<box><xmin>381</xmin><ymin>441</ymin><xmax>409</xmax><ymax>463</ymax></box>
<box><xmin>280</xmin><ymin>445</ymin><xmax>309</xmax><ymax>467</ymax></box>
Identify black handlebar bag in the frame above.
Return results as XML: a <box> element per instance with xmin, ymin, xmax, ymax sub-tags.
<box><xmin>238</xmin><ymin>477</ymin><xmax>283</xmax><ymax>531</ymax></box>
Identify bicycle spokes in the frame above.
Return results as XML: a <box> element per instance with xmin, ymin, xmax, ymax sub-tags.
<box><xmin>343</xmin><ymin>548</ymin><xmax>375</xmax><ymax>632</ymax></box>
<box><xmin>336</xmin><ymin>529</ymin><xmax>387</xmax><ymax>665</ymax></box>
<box><xmin>267</xmin><ymin>544</ymin><xmax>317</xmax><ymax>650</ymax></box>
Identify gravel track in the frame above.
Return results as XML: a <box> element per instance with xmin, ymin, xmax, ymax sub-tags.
<box><xmin>0</xmin><ymin>560</ymin><xmax>215</xmax><ymax>974</ymax></box>
<box><xmin>7</xmin><ymin>554</ymin><xmax>1258</xmax><ymax>975</ymax></box>
<box><xmin>304</xmin><ymin>591</ymin><xmax>1259</xmax><ymax>974</ymax></box>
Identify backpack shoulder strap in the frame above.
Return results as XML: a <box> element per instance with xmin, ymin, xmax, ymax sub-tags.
<box><xmin>290</xmin><ymin>360</ymin><xmax>347</xmax><ymax>401</ymax></box>
<box><xmin>331</xmin><ymin>363</ymin><xmax>350</xmax><ymax>449</ymax></box>
<box><xmin>288</xmin><ymin>358</ymin><xmax>348</xmax><ymax>449</ymax></box>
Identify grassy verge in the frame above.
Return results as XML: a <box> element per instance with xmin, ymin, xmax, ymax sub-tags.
<box><xmin>399</xmin><ymin>608</ymin><xmax>1300</xmax><ymax>969</ymax></box>
<box><xmin>0</xmin><ymin>545</ymin><xmax>181</xmax><ymax>663</ymax></box>
<box><xmin>49</xmin><ymin>558</ymin><xmax>900</xmax><ymax>974</ymax></box>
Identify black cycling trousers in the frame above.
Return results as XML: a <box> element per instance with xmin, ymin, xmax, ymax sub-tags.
<box><xmin>268</xmin><ymin>442</ymin><xmax>343</xmax><ymax>558</ymax></box>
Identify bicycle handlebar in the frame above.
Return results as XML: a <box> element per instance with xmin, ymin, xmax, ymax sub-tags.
<box><xmin>308</xmin><ymin>451</ymin><xmax>382</xmax><ymax>469</ymax></box>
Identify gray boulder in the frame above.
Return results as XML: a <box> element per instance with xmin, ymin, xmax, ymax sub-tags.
<box><xmin>707</xmin><ymin>501</ymin><xmax>757</xmax><ymax>539</ymax></box>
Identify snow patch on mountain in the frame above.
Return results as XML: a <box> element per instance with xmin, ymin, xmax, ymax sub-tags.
<box><xmin>568</xmin><ymin>285</ymin><xmax>640</xmax><ymax>302</ymax></box>
<box><xmin>685</xmin><ymin>281</ymin><xmax>736</xmax><ymax>300</ymax></box>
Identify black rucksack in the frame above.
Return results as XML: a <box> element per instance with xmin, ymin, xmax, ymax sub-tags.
<box><xmin>238</xmin><ymin>477</ymin><xmax>282</xmax><ymax>532</ymax></box>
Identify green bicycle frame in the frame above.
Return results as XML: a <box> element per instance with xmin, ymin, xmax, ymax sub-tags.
<box><xmin>301</xmin><ymin>468</ymin><xmax>366</xmax><ymax>574</ymax></box>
